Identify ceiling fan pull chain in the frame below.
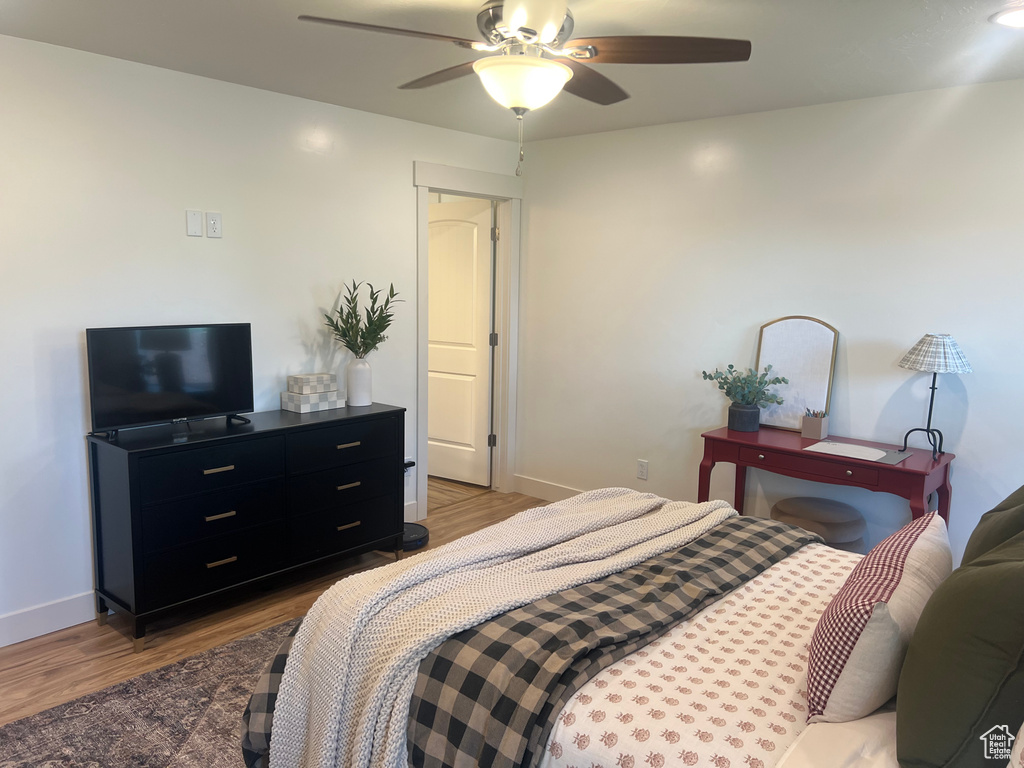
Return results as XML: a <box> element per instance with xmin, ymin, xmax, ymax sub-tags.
<box><xmin>516</xmin><ymin>112</ymin><xmax>525</xmax><ymax>176</ymax></box>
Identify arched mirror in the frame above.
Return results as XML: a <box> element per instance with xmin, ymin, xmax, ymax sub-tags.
<box><xmin>756</xmin><ymin>316</ymin><xmax>838</xmax><ymax>430</ymax></box>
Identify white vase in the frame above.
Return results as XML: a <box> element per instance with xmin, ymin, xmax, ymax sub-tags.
<box><xmin>346</xmin><ymin>357</ymin><xmax>372</xmax><ymax>406</ymax></box>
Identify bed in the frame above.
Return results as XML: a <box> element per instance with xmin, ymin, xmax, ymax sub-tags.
<box><xmin>242</xmin><ymin>486</ymin><xmax>1024</xmax><ymax>768</ymax></box>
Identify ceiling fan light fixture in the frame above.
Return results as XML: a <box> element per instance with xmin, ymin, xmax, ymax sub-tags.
<box><xmin>991</xmin><ymin>8</ymin><xmax>1024</xmax><ymax>26</ymax></box>
<box><xmin>472</xmin><ymin>54</ymin><xmax>573</xmax><ymax>111</ymax></box>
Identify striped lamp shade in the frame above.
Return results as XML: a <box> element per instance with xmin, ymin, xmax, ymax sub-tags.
<box><xmin>898</xmin><ymin>334</ymin><xmax>972</xmax><ymax>374</ymax></box>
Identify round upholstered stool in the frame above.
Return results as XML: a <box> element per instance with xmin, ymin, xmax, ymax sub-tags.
<box><xmin>770</xmin><ymin>497</ymin><xmax>867</xmax><ymax>554</ymax></box>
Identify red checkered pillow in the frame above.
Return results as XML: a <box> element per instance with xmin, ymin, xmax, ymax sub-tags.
<box><xmin>806</xmin><ymin>512</ymin><xmax>951</xmax><ymax>723</ymax></box>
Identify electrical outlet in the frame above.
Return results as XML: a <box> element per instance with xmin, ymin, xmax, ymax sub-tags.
<box><xmin>206</xmin><ymin>212</ymin><xmax>222</xmax><ymax>238</ymax></box>
<box><xmin>637</xmin><ymin>459</ymin><xmax>649</xmax><ymax>481</ymax></box>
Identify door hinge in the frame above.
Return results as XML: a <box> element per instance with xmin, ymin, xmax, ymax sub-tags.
<box><xmin>487</xmin><ymin>434</ymin><xmax>497</xmax><ymax>448</ymax></box>
<box><xmin>489</xmin><ymin>332</ymin><xmax>498</xmax><ymax>347</ymax></box>
<box><xmin>491</xmin><ymin>226</ymin><xmax>500</xmax><ymax>241</ymax></box>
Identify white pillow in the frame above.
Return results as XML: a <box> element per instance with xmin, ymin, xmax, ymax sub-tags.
<box><xmin>805</xmin><ymin>512</ymin><xmax>951</xmax><ymax>723</ymax></box>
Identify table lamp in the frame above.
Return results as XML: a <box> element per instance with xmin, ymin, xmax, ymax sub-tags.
<box><xmin>898</xmin><ymin>333</ymin><xmax>971</xmax><ymax>460</ymax></box>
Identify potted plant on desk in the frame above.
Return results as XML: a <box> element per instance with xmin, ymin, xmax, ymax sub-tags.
<box><xmin>702</xmin><ymin>364</ymin><xmax>788</xmax><ymax>432</ymax></box>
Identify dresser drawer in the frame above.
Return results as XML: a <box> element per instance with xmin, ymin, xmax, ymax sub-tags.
<box><xmin>290</xmin><ymin>496</ymin><xmax>400</xmax><ymax>561</ymax></box>
<box><xmin>740</xmin><ymin>447</ymin><xmax>879</xmax><ymax>486</ymax></box>
<box><xmin>139</xmin><ymin>436</ymin><xmax>285</xmax><ymax>504</ymax></box>
<box><xmin>141</xmin><ymin>522</ymin><xmax>288</xmax><ymax>611</ymax></box>
<box><xmin>141</xmin><ymin>479</ymin><xmax>285</xmax><ymax>554</ymax></box>
<box><xmin>289</xmin><ymin>458</ymin><xmax>395</xmax><ymax>516</ymax></box>
<box><xmin>286</xmin><ymin>417</ymin><xmax>397</xmax><ymax>474</ymax></box>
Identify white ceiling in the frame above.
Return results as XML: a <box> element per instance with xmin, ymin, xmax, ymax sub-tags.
<box><xmin>3</xmin><ymin>0</ymin><xmax>1024</xmax><ymax>141</ymax></box>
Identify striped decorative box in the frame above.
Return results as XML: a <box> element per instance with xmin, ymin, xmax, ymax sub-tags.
<box><xmin>286</xmin><ymin>373</ymin><xmax>337</xmax><ymax>394</ymax></box>
<box><xmin>280</xmin><ymin>390</ymin><xmax>344</xmax><ymax>413</ymax></box>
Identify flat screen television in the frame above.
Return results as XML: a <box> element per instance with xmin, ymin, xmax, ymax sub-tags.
<box><xmin>86</xmin><ymin>323</ymin><xmax>254</xmax><ymax>433</ymax></box>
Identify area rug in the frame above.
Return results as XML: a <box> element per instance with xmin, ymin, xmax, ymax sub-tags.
<box><xmin>0</xmin><ymin>618</ymin><xmax>300</xmax><ymax>768</ymax></box>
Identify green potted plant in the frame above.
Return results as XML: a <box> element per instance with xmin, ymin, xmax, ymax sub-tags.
<box><xmin>702</xmin><ymin>364</ymin><xmax>788</xmax><ymax>432</ymax></box>
<box><xmin>324</xmin><ymin>280</ymin><xmax>400</xmax><ymax>406</ymax></box>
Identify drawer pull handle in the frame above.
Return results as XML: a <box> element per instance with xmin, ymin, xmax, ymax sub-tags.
<box><xmin>336</xmin><ymin>520</ymin><xmax>362</xmax><ymax>532</ymax></box>
<box><xmin>203</xmin><ymin>464</ymin><xmax>235</xmax><ymax>475</ymax></box>
<box><xmin>337</xmin><ymin>481</ymin><xmax>362</xmax><ymax>492</ymax></box>
<box><xmin>206</xmin><ymin>555</ymin><xmax>238</xmax><ymax>569</ymax></box>
<box><xmin>846</xmin><ymin>470</ymin><xmax>853</xmax><ymax>476</ymax></box>
<box><xmin>758</xmin><ymin>454</ymin><xmax>765</xmax><ymax>460</ymax></box>
<box><xmin>337</xmin><ymin>441</ymin><xmax>362</xmax><ymax>450</ymax></box>
<box><xmin>204</xmin><ymin>510</ymin><xmax>237</xmax><ymax>522</ymax></box>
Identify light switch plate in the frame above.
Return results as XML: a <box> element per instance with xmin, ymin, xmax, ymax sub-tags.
<box><xmin>206</xmin><ymin>212</ymin><xmax>222</xmax><ymax>238</ymax></box>
<box><xmin>186</xmin><ymin>210</ymin><xmax>203</xmax><ymax>237</ymax></box>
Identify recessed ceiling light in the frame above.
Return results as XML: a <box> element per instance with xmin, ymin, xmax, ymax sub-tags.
<box><xmin>991</xmin><ymin>8</ymin><xmax>1024</xmax><ymax>27</ymax></box>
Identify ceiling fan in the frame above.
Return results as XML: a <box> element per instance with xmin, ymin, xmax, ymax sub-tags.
<box><xmin>299</xmin><ymin>0</ymin><xmax>750</xmax><ymax>172</ymax></box>
<box><xmin>299</xmin><ymin>0</ymin><xmax>749</xmax><ymax>111</ymax></box>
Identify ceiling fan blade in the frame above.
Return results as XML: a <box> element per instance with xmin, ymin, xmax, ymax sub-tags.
<box><xmin>567</xmin><ymin>36</ymin><xmax>751</xmax><ymax>64</ymax></box>
<box><xmin>298</xmin><ymin>15</ymin><xmax>477</xmax><ymax>47</ymax></box>
<box><xmin>561</xmin><ymin>60</ymin><xmax>629</xmax><ymax>105</ymax></box>
<box><xmin>399</xmin><ymin>62</ymin><xmax>478</xmax><ymax>90</ymax></box>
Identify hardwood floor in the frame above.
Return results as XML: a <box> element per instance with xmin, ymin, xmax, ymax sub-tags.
<box><xmin>427</xmin><ymin>476</ymin><xmax>491</xmax><ymax>510</ymax></box>
<box><xmin>0</xmin><ymin>481</ymin><xmax>541</xmax><ymax>727</ymax></box>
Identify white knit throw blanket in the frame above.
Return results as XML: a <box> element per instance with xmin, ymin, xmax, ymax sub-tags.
<box><xmin>268</xmin><ymin>488</ymin><xmax>736</xmax><ymax>768</ymax></box>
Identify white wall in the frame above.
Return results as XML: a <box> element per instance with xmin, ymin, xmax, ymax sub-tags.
<box><xmin>0</xmin><ymin>34</ymin><xmax>515</xmax><ymax>646</ymax></box>
<box><xmin>518</xmin><ymin>80</ymin><xmax>1024</xmax><ymax>562</ymax></box>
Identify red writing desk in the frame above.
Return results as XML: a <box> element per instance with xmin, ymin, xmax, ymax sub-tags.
<box><xmin>697</xmin><ymin>427</ymin><xmax>954</xmax><ymax>522</ymax></box>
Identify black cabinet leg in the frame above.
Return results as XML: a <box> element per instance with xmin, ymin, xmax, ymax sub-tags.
<box><xmin>95</xmin><ymin>595</ymin><xmax>109</xmax><ymax>626</ymax></box>
<box><xmin>132</xmin><ymin>620</ymin><xmax>146</xmax><ymax>653</ymax></box>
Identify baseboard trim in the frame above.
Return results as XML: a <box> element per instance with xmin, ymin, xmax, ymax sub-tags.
<box><xmin>0</xmin><ymin>591</ymin><xmax>96</xmax><ymax>649</ymax></box>
<box><xmin>514</xmin><ymin>475</ymin><xmax>583</xmax><ymax>503</ymax></box>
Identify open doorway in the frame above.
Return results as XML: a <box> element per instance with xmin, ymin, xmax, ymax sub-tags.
<box><xmin>413</xmin><ymin>161</ymin><xmax>523</xmax><ymax>522</ymax></box>
<box><xmin>427</xmin><ymin>194</ymin><xmax>496</xmax><ymax>494</ymax></box>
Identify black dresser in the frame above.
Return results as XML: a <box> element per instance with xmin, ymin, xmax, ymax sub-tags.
<box><xmin>87</xmin><ymin>404</ymin><xmax>405</xmax><ymax>650</ymax></box>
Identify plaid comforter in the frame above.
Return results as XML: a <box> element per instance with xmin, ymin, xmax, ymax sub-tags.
<box><xmin>407</xmin><ymin>516</ymin><xmax>817</xmax><ymax>768</ymax></box>
<box><xmin>243</xmin><ymin>515</ymin><xmax>818</xmax><ymax>768</ymax></box>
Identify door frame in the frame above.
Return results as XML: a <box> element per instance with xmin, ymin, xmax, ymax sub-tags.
<box><xmin>413</xmin><ymin>161</ymin><xmax>523</xmax><ymax>520</ymax></box>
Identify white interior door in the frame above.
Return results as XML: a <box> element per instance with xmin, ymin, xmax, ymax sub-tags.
<box><xmin>428</xmin><ymin>199</ymin><xmax>494</xmax><ymax>486</ymax></box>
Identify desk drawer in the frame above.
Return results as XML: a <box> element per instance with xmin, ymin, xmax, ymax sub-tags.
<box><xmin>139</xmin><ymin>436</ymin><xmax>285</xmax><ymax>504</ymax></box>
<box><xmin>141</xmin><ymin>479</ymin><xmax>285</xmax><ymax>554</ymax></box>
<box><xmin>740</xmin><ymin>447</ymin><xmax>879</xmax><ymax>486</ymax></box>
<box><xmin>289</xmin><ymin>458</ymin><xmax>394</xmax><ymax>516</ymax></box>
<box><xmin>286</xmin><ymin>418</ymin><xmax>396</xmax><ymax>474</ymax></box>
<box><xmin>141</xmin><ymin>522</ymin><xmax>287</xmax><ymax>611</ymax></box>
<box><xmin>290</xmin><ymin>496</ymin><xmax>399</xmax><ymax>561</ymax></box>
